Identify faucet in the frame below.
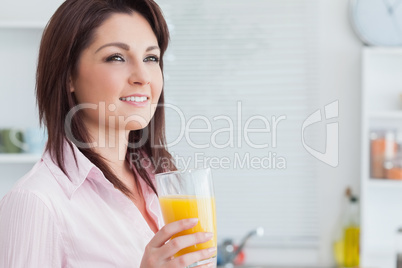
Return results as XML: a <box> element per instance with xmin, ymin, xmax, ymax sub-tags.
<box><xmin>218</xmin><ymin>227</ymin><xmax>264</xmax><ymax>267</ymax></box>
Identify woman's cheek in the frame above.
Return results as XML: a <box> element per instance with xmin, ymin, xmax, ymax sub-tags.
<box><xmin>152</xmin><ymin>83</ymin><xmax>163</xmax><ymax>104</ymax></box>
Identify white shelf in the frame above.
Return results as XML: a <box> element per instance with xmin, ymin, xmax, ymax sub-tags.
<box><xmin>360</xmin><ymin>48</ymin><xmax>402</xmax><ymax>266</ymax></box>
<box><xmin>369</xmin><ymin>111</ymin><xmax>402</xmax><ymax>119</ymax></box>
<box><xmin>0</xmin><ymin>153</ymin><xmax>41</xmax><ymax>164</ymax></box>
<box><xmin>368</xmin><ymin>178</ymin><xmax>402</xmax><ymax>189</ymax></box>
<box><xmin>0</xmin><ymin>21</ymin><xmax>46</xmax><ymax>29</ymax></box>
<box><xmin>364</xmin><ymin>46</ymin><xmax>402</xmax><ymax>56</ymax></box>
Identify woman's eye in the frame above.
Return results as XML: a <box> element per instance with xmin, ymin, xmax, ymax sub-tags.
<box><xmin>144</xmin><ymin>56</ymin><xmax>160</xmax><ymax>63</ymax></box>
<box><xmin>106</xmin><ymin>54</ymin><xmax>125</xmax><ymax>62</ymax></box>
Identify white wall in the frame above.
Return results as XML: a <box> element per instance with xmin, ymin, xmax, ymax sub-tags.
<box><xmin>317</xmin><ymin>0</ymin><xmax>363</xmax><ymax>265</ymax></box>
<box><xmin>244</xmin><ymin>1</ymin><xmax>364</xmax><ymax>265</ymax></box>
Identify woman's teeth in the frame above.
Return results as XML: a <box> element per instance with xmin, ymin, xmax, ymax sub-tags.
<box><xmin>120</xmin><ymin>96</ymin><xmax>148</xmax><ymax>102</ymax></box>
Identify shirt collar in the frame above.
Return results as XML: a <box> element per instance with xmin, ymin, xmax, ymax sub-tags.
<box><xmin>42</xmin><ymin>139</ymin><xmax>105</xmax><ymax>199</ymax></box>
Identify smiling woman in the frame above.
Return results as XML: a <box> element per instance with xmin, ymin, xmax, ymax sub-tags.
<box><xmin>70</xmin><ymin>13</ymin><xmax>164</xmax><ymax>146</ymax></box>
<box><xmin>0</xmin><ymin>0</ymin><xmax>216</xmax><ymax>267</ymax></box>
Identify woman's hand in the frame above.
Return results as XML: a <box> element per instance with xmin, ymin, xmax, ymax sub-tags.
<box><xmin>140</xmin><ymin>218</ymin><xmax>216</xmax><ymax>268</ymax></box>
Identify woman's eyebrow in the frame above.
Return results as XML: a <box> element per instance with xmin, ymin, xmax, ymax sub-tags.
<box><xmin>95</xmin><ymin>42</ymin><xmax>130</xmax><ymax>53</ymax></box>
<box><xmin>146</xmin><ymin>46</ymin><xmax>160</xmax><ymax>52</ymax></box>
<box><xmin>95</xmin><ymin>43</ymin><xmax>160</xmax><ymax>53</ymax></box>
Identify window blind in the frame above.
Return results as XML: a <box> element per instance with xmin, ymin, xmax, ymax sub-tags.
<box><xmin>157</xmin><ymin>0</ymin><xmax>319</xmax><ymax>248</ymax></box>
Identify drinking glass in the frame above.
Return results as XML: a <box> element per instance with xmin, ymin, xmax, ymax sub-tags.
<box><xmin>155</xmin><ymin>168</ymin><xmax>217</xmax><ymax>267</ymax></box>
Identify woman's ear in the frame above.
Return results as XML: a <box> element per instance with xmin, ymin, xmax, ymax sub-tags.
<box><xmin>69</xmin><ymin>76</ymin><xmax>75</xmax><ymax>93</ymax></box>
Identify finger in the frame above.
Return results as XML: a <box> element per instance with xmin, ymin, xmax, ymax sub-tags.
<box><xmin>148</xmin><ymin>218</ymin><xmax>198</xmax><ymax>248</ymax></box>
<box><xmin>160</xmin><ymin>232</ymin><xmax>214</xmax><ymax>259</ymax></box>
<box><xmin>169</xmin><ymin>247</ymin><xmax>217</xmax><ymax>268</ymax></box>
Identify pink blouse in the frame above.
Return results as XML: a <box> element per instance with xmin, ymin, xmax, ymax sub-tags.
<box><xmin>0</xmin><ymin>141</ymin><xmax>163</xmax><ymax>267</ymax></box>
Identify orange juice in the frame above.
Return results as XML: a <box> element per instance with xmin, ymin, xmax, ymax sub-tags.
<box><xmin>159</xmin><ymin>195</ymin><xmax>217</xmax><ymax>257</ymax></box>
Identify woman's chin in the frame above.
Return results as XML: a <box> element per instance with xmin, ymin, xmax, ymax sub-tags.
<box><xmin>125</xmin><ymin>121</ymin><xmax>150</xmax><ymax>131</ymax></box>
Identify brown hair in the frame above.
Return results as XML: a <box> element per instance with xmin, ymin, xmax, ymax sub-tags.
<box><xmin>36</xmin><ymin>0</ymin><xmax>175</xmax><ymax>198</ymax></box>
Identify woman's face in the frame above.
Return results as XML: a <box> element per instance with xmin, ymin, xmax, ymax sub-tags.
<box><xmin>70</xmin><ymin>12</ymin><xmax>163</xmax><ymax>138</ymax></box>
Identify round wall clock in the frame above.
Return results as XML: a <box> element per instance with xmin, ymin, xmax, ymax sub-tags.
<box><xmin>350</xmin><ymin>0</ymin><xmax>402</xmax><ymax>46</ymax></box>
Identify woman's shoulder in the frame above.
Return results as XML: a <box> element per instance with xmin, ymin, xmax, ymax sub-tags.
<box><xmin>1</xmin><ymin>158</ymin><xmax>66</xmax><ymax>208</ymax></box>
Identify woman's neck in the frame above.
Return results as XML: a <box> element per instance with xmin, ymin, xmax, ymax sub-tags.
<box><xmin>88</xmin><ymin>127</ymin><xmax>136</xmax><ymax>190</ymax></box>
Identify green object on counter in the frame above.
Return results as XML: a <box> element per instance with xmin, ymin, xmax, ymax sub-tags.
<box><xmin>0</xmin><ymin>129</ymin><xmax>24</xmax><ymax>153</ymax></box>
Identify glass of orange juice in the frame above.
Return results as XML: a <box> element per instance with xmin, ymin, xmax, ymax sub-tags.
<box><xmin>155</xmin><ymin>168</ymin><xmax>217</xmax><ymax>267</ymax></box>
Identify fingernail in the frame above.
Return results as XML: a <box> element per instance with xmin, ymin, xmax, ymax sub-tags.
<box><xmin>189</xmin><ymin>218</ymin><xmax>198</xmax><ymax>224</ymax></box>
<box><xmin>205</xmin><ymin>232</ymin><xmax>214</xmax><ymax>239</ymax></box>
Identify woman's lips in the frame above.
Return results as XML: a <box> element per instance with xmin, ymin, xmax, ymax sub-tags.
<box><xmin>119</xmin><ymin>94</ymin><xmax>149</xmax><ymax>107</ymax></box>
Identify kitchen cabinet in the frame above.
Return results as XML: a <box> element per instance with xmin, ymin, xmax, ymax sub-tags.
<box><xmin>360</xmin><ymin>47</ymin><xmax>402</xmax><ymax>268</ymax></box>
<box><xmin>0</xmin><ymin>0</ymin><xmax>63</xmax><ymax>198</ymax></box>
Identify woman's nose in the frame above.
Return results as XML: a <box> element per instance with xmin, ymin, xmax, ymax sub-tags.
<box><xmin>129</xmin><ymin>62</ymin><xmax>151</xmax><ymax>86</ymax></box>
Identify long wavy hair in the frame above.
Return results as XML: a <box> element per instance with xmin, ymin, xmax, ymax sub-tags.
<box><xmin>36</xmin><ymin>0</ymin><xmax>175</xmax><ymax>198</ymax></box>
